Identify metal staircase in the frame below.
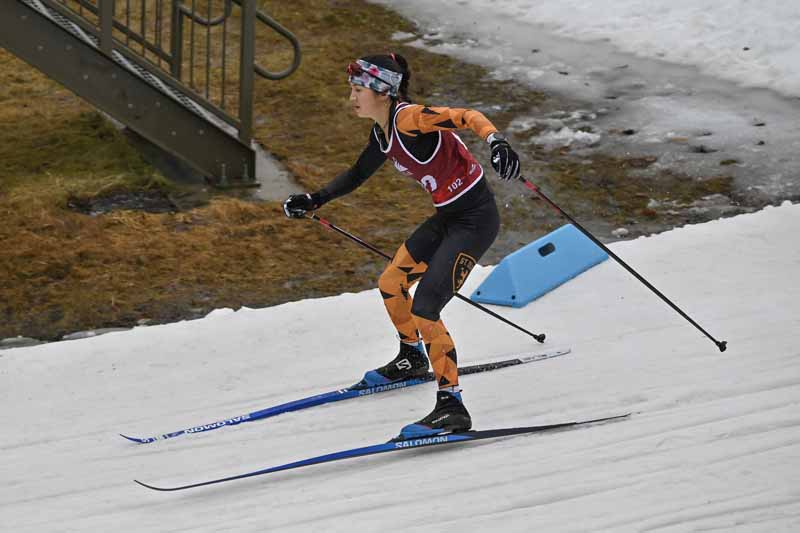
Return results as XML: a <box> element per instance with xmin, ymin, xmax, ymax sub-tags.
<box><xmin>0</xmin><ymin>0</ymin><xmax>300</xmax><ymax>186</ymax></box>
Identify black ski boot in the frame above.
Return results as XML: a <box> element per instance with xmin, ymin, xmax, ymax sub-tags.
<box><xmin>398</xmin><ymin>390</ymin><xmax>472</xmax><ymax>439</ymax></box>
<box><xmin>353</xmin><ymin>340</ymin><xmax>429</xmax><ymax>389</ymax></box>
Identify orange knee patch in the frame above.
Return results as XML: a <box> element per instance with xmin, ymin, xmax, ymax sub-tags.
<box><xmin>378</xmin><ymin>244</ymin><xmax>427</xmax><ymax>343</ymax></box>
<box><xmin>412</xmin><ymin>315</ymin><xmax>458</xmax><ymax>388</ymax></box>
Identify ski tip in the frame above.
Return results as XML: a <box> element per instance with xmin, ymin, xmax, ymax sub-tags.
<box><xmin>134</xmin><ymin>479</ymin><xmax>171</xmax><ymax>491</ymax></box>
<box><xmin>120</xmin><ymin>434</ymin><xmax>147</xmax><ymax>444</ymax></box>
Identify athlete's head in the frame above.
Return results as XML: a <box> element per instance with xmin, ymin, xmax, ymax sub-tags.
<box><xmin>347</xmin><ymin>53</ymin><xmax>412</xmax><ymax>120</ymax></box>
<box><xmin>347</xmin><ymin>54</ymin><xmax>411</xmax><ymax>101</ymax></box>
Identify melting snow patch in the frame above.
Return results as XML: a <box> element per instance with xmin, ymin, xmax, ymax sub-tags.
<box><xmin>391</xmin><ymin>31</ymin><xmax>416</xmax><ymax>41</ymax></box>
<box><xmin>534</xmin><ymin>126</ymin><xmax>602</xmax><ymax>148</ymax></box>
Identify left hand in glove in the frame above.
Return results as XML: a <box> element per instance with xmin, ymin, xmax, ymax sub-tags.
<box><xmin>283</xmin><ymin>192</ymin><xmax>322</xmax><ymax>219</ymax></box>
<box><xmin>488</xmin><ymin>132</ymin><xmax>521</xmax><ymax>181</ymax></box>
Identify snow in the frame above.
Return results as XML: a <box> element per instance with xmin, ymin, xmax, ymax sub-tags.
<box><xmin>532</xmin><ymin>126</ymin><xmax>602</xmax><ymax>149</ymax></box>
<box><xmin>516</xmin><ymin>0</ymin><xmax>800</xmax><ymax>97</ymax></box>
<box><xmin>3</xmin><ymin>2</ymin><xmax>800</xmax><ymax>529</ymax></box>
<box><xmin>380</xmin><ymin>0</ymin><xmax>800</xmax><ymax>98</ymax></box>
<box><xmin>2</xmin><ymin>202</ymin><xmax>800</xmax><ymax>531</ymax></box>
<box><xmin>373</xmin><ymin>0</ymin><xmax>800</xmax><ymax>203</ymax></box>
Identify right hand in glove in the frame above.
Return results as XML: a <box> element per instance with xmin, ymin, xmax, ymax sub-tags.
<box><xmin>283</xmin><ymin>192</ymin><xmax>322</xmax><ymax>219</ymax></box>
<box><xmin>488</xmin><ymin>132</ymin><xmax>521</xmax><ymax>181</ymax></box>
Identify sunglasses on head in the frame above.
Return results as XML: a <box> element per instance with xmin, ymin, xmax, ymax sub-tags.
<box><xmin>347</xmin><ymin>62</ymin><xmax>394</xmax><ymax>88</ymax></box>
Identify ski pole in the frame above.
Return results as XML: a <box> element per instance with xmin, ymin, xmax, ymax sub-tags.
<box><xmin>519</xmin><ymin>178</ymin><xmax>727</xmax><ymax>352</ymax></box>
<box><xmin>306</xmin><ymin>213</ymin><xmax>546</xmax><ymax>343</ymax></box>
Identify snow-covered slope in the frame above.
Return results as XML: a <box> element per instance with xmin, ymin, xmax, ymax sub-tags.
<box><xmin>2</xmin><ymin>202</ymin><xmax>799</xmax><ymax>531</ymax></box>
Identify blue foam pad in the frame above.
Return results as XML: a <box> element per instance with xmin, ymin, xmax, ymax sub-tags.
<box><xmin>471</xmin><ymin>224</ymin><xmax>608</xmax><ymax>307</ymax></box>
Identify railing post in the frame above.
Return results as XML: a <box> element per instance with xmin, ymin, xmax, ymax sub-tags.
<box><xmin>99</xmin><ymin>0</ymin><xmax>114</xmax><ymax>55</ymax></box>
<box><xmin>238</xmin><ymin>0</ymin><xmax>256</xmax><ymax>150</ymax></box>
<box><xmin>170</xmin><ymin>0</ymin><xmax>183</xmax><ymax>80</ymax></box>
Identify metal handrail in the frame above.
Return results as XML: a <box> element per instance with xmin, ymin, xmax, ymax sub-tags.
<box><xmin>54</xmin><ymin>0</ymin><xmax>300</xmax><ymax>81</ymax></box>
<box><xmin>176</xmin><ymin>0</ymin><xmax>301</xmax><ymax>80</ymax></box>
<box><xmin>177</xmin><ymin>0</ymin><xmax>231</xmax><ymax>25</ymax></box>
<box><xmin>43</xmin><ymin>0</ymin><xmax>300</xmax><ymax>147</ymax></box>
<box><xmin>252</xmin><ymin>8</ymin><xmax>301</xmax><ymax>80</ymax></box>
<box><xmin>53</xmin><ymin>0</ymin><xmax>173</xmax><ymax>61</ymax></box>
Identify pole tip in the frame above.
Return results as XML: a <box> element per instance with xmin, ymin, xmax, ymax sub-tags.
<box><xmin>717</xmin><ymin>340</ymin><xmax>728</xmax><ymax>352</ymax></box>
<box><xmin>535</xmin><ymin>333</ymin><xmax>546</xmax><ymax>343</ymax></box>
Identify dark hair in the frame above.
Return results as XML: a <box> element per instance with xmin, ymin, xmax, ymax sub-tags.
<box><xmin>360</xmin><ymin>53</ymin><xmax>412</xmax><ymax>103</ymax></box>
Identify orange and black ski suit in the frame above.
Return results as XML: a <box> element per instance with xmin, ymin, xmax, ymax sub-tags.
<box><xmin>318</xmin><ymin>102</ymin><xmax>501</xmax><ymax>389</ymax></box>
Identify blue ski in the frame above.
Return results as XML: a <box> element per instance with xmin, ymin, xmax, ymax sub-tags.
<box><xmin>121</xmin><ymin>348</ymin><xmax>569</xmax><ymax>444</ymax></box>
<box><xmin>134</xmin><ymin>412</ymin><xmax>629</xmax><ymax>491</ymax></box>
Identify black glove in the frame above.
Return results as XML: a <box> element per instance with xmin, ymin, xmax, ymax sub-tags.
<box><xmin>283</xmin><ymin>192</ymin><xmax>323</xmax><ymax>219</ymax></box>
<box><xmin>489</xmin><ymin>133</ymin><xmax>521</xmax><ymax>181</ymax></box>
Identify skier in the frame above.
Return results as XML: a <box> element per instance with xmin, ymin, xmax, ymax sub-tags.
<box><xmin>283</xmin><ymin>53</ymin><xmax>521</xmax><ymax>438</ymax></box>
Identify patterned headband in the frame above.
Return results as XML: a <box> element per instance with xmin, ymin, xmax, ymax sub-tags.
<box><xmin>347</xmin><ymin>59</ymin><xmax>403</xmax><ymax>98</ymax></box>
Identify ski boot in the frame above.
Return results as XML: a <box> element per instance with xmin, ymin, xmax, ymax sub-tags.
<box><xmin>397</xmin><ymin>389</ymin><xmax>472</xmax><ymax>439</ymax></box>
<box><xmin>352</xmin><ymin>340</ymin><xmax>429</xmax><ymax>389</ymax></box>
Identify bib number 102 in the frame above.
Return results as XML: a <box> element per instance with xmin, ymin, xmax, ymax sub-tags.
<box><xmin>447</xmin><ymin>178</ymin><xmax>463</xmax><ymax>193</ymax></box>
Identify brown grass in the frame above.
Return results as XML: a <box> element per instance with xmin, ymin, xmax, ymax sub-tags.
<box><xmin>0</xmin><ymin>0</ymin><xmax>513</xmax><ymax>340</ymax></box>
<box><xmin>0</xmin><ymin>0</ymin><xmax>735</xmax><ymax>341</ymax></box>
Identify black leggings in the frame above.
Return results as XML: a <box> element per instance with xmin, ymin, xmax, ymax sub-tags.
<box><xmin>405</xmin><ymin>190</ymin><xmax>500</xmax><ymax>321</ymax></box>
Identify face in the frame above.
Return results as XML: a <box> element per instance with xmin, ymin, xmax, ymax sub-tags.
<box><xmin>349</xmin><ymin>83</ymin><xmax>390</xmax><ymax>121</ymax></box>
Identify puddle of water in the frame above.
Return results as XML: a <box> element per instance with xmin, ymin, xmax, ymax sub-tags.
<box><xmin>250</xmin><ymin>142</ymin><xmax>297</xmax><ymax>201</ymax></box>
<box><xmin>67</xmin><ymin>190</ymin><xmax>177</xmax><ymax>215</ymax></box>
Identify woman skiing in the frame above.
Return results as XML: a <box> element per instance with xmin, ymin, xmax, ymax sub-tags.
<box><xmin>283</xmin><ymin>53</ymin><xmax>521</xmax><ymax>438</ymax></box>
